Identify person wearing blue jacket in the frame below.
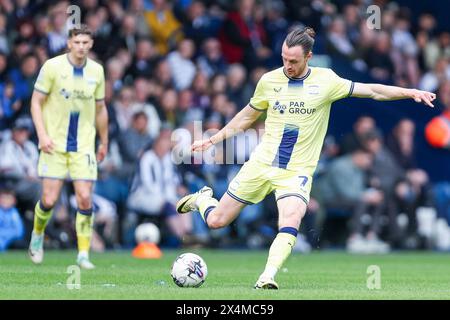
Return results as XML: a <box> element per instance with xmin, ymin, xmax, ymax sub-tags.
<box><xmin>0</xmin><ymin>188</ymin><xmax>24</xmax><ymax>252</ymax></box>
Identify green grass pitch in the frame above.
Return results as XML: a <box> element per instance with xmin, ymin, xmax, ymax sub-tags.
<box><xmin>1</xmin><ymin>250</ymin><xmax>450</xmax><ymax>299</ymax></box>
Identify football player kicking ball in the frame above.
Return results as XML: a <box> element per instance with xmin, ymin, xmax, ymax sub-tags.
<box><xmin>28</xmin><ymin>25</ymin><xmax>108</xmax><ymax>269</ymax></box>
<box><xmin>176</xmin><ymin>27</ymin><xmax>436</xmax><ymax>289</ymax></box>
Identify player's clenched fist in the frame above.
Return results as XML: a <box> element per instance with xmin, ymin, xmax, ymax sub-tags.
<box><xmin>38</xmin><ymin>134</ymin><xmax>55</xmax><ymax>154</ymax></box>
<box><xmin>191</xmin><ymin>139</ymin><xmax>213</xmax><ymax>152</ymax></box>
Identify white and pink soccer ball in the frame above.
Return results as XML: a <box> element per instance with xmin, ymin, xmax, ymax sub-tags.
<box><xmin>171</xmin><ymin>253</ymin><xmax>208</xmax><ymax>288</ymax></box>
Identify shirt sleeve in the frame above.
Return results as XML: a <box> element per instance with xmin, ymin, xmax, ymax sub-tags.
<box><xmin>327</xmin><ymin>70</ymin><xmax>354</xmax><ymax>102</ymax></box>
<box><xmin>95</xmin><ymin>66</ymin><xmax>105</xmax><ymax>101</ymax></box>
<box><xmin>249</xmin><ymin>76</ymin><xmax>269</xmax><ymax>111</ymax></box>
<box><xmin>34</xmin><ymin>61</ymin><xmax>54</xmax><ymax>95</ymax></box>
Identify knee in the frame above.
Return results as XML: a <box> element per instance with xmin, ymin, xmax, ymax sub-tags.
<box><xmin>41</xmin><ymin>192</ymin><xmax>58</xmax><ymax>209</ymax></box>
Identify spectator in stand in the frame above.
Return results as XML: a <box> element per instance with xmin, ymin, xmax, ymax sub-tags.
<box><xmin>153</xmin><ymin>58</ymin><xmax>174</xmax><ymax>88</ymax></box>
<box><xmin>46</xmin><ymin>1</ymin><xmax>69</xmax><ymax>56</ymax></box>
<box><xmin>0</xmin><ymin>81</ymin><xmax>21</xmax><ymax>132</ymax></box>
<box><xmin>32</xmin><ymin>15</ymin><xmax>51</xmax><ymax>52</ymax></box>
<box><xmin>419</xmin><ymin>57</ymin><xmax>450</xmax><ymax>93</ymax></box>
<box><xmin>315</xmin><ymin>149</ymin><xmax>387</xmax><ymax>253</ymax></box>
<box><xmin>156</xmin><ymin>88</ymin><xmax>179</xmax><ymax>128</ymax></box>
<box><xmin>342</xmin><ymin>4</ymin><xmax>361</xmax><ymax>46</ymax></box>
<box><xmin>144</xmin><ymin>0</ymin><xmax>183</xmax><ymax>55</ymax></box>
<box><xmin>362</xmin><ymin>129</ymin><xmax>403</xmax><ymax>197</ymax></box>
<box><xmin>361</xmin><ymin>129</ymin><xmax>421</xmax><ymax>248</ymax></box>
<box><xmin>365</xmin><ymin>32</ymin><xmax>395</xmax><ymax>83</ymax></box>
<box><xmin>182</xmin><ymin>0</ymin><xmax>222</xmax><ymax>49</ymax></box>
<box><xmin>113</xmin><ymin>86</ymin><xmax>141</xmax><ymax>132</ymax></box>
<box><xmin>391</xmin><ymin>9</ymin><xmax>420</xmax><ymax>87</ymax></box>
<box><xmin>177</xmin><ymin>88</ymin><xmax>195</xmax><ymax>124</ymax></box>
<box><xmin>126</xmin><ymin>38</ymin><xmax>159</xmax><ymax>80</ymax></box>
<box><xmin>8</xmin><ymin>53</ymin><xmax>39</xmax><ymax>110</ymax></box>
<box><xmin>424</xmin><ymin>31</ymin><xmax>450</xmax><ymax>71</ymax></box>
<box><xmin>197</xmin><ymin>37</ymin><xmax>228</xmax><ymax>79</ymax></box>
<box><xmin>416</xmin><ymin>12</ymin><xmax>437</xmax><ymax>39</ymax></box>
<box><xmin>0</xmin><ymin>117</ymin><xmax>40</xmax><ymax>213</ymax></box>
<box><xmin>106</xmin><ymin>57</ymin><xmax>126</xmax><ymax>94</ymax></box>
<box><xmin>191</xmin><ymin>71</ymin><xmax>211</xmax><ymax>114</ymax></box>
<box><xmin>219</xmin><ymin>0</ymin><xmax>271</xmax><ymax>69</ymax></box>
<box><xmin>263</xmin><ymin>0</ymin><xmax>289</xmax><ymax>56</ymax></box>
<box><xmin>127</xmin><ymin>0</ymin><xmax>151</xmax><ymax>38</ymax></box>
<box><xmin>209</xmin><ymin>73</ymin><xmax>227</xmax><ymax>95</ymax></box>
<box><xmin>126</xmin><ymin>128</ymin><xmax>192</xmax><ymax>246</ymax></box>
<box><xmin>386</xmin><ymin>119</ymin><xmax>432</xmax><ymax>248</ymax></box>
<box><xmin>326</xmin><ymin>16</ymin><xmax>357</xmax><ymax>61</ymax></box>
<box><xmin>225</xmin><ymin>63</ymin><xmax>252</xmax><ymax>110</ymax></box>
<box><xmin>118</xmin><ymin>110</ymin><xmax>153</xmax><ymax>179</ymax></box>
<box><xmin>283</xmin><ymin>0</ymin><xmax>334</xmax><ymax>34</ymax></box>
<box><xmin>0</xmin><ymin>188</ymin><xmax>24</xmax><ymax>252</ymax></box>
<box><xmin>114</xmin><ymin>14</ymin><xmax>139</xmax><ymax>57</ymax></box>
<box><xmin>134</xmin><ymin>77</ymin><xmax>161</xmax><ymax>139</ymax></box>
<box><xmin>167</xmin><ymin>38</ymin><xmax>197</xmax><ymax>91</ymax></box>
<box><xmin>85</xmin><ymin>10</ymin><xmax>111</xmax><ymax>61</ymax></box>
<box><xmin>8</xmin><ymin>37</ymin><xmax>32</xmax><ymax>71</ymax></box>
<box><xmin>340</xmin><ymin>116</ymin><xmax>377</xmax><ymax>155</ymax></box>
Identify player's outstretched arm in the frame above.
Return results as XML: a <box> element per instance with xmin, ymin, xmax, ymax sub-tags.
<box><xmin>191</xmin><ymin>104</ymin><xmax>263</xmax><ymax>152</ymax></box>
<box><xmin>95</xmin><ymin>100</ymin><xmax>109</xmax><ymax>162</ymax></box>
<box><xmin>30</xmin><ymin>90</ymin><xmax>54</xmax><ymax>154</ymax></box>
<box><xmin>351</xmin><ymin>82</ymin><xmax>436</xmax><ymax>107</ymax></box>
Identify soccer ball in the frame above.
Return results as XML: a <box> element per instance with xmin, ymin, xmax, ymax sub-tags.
<box><xmin>171</xmin><ymin>253</ymin><xmax>208</xmax><ymax>288</ymax></box>
<box><xmin>135</xmin><ymin>223</ymin><xmax>160</xmax><ymax>244</ymax></box>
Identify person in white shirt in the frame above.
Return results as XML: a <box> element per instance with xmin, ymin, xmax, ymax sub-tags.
<box><xmin>127</xmin><ymin>127</ymin><xmax>191</xmax><ymax>243</ymax></box>
<box><xmin>0</xmin><ymin>117</ymin><xmax>40</xmax><ymax>209</ymax></box>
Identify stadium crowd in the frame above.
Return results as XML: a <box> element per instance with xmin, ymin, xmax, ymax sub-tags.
<box><xmin>0</xmin><ymin>0</ymin><xmax>450</xmax><ymax>253</ymax></box>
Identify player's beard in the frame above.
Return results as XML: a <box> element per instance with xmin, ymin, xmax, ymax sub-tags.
<box><xmin>286</xmin><ymin>60</ymin><xmax>308</xmax><ymax>78</ymax></box>
<box><xmin>295</xmin><ymin>61</ymin><xmax>308</xmax><ymax>78</ymax></box>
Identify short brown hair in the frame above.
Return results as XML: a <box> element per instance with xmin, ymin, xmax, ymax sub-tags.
<box><xmin>68</xmin><ymin>24</ymin><xmax>93</xmax><ymax>38</ymax></box>
<box><xmin>285</xmin><ymin>27</ymin><xmax>316</xmax><ymax>55</ymax></box>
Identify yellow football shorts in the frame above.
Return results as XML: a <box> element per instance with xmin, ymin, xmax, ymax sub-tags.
<box><xmin>38</xmin><ymin>150</ymin><xmax>97</xmax><ymax>181</ymax></box>
<box><xmin>227</xmin><ymin>159</ymin><xmax>312</xmax><ymax>205</ymax></box>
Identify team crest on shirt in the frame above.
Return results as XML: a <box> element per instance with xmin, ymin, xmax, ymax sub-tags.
<box><xmin>60</xmin><ymin>88</ymin><xmax>71</xmax><ymax>99</ymax></box>
<box><xmin>272</xmin><ymin>101</ymin><xmax>287</xmax><ymax>114</ymax></box>
<box><xmin>306</xmin><ymin>85</ymin><xmax>320</xmax><ymax>95</ymax></box>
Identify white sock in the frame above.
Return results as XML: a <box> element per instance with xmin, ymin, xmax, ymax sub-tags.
<box><xmin>261</xmin><ymin>266</ymin><xmax>278</xmax><ymax>279</ymax></box>
<box><xmin>78</xmin><ymin>251</ymin><xmax>89</xmax><ymax>260</ymax></box>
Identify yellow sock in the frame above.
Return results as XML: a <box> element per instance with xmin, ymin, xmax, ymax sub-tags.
<box><xmin>33</xmin><ymin>201</ymin><xmax>54</xmax><ymax>235</ymax></box>
<box><xmin>197</xmin><ymin>196</ymin><xmax>219</xmax><ymax>223</ymax></box>
<box><xmin>76</xmin><ymin>209</ymin><xmax>94</xmax><ymax>252</ymax></box>
<box><xmin>262</xmin><ymin>230</ymin><xmax>297</xmax><ymax>279</ymax></box>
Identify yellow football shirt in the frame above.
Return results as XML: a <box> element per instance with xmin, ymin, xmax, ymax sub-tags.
<box><xmin>34</xmin><ymin>53</ymin><xmax>105</xmax><ymax>153</ymax></box>
<box><xmin>249</xmin><ymin>66</ymin><xmax>354</xmax><ymax>174</ymax></box>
